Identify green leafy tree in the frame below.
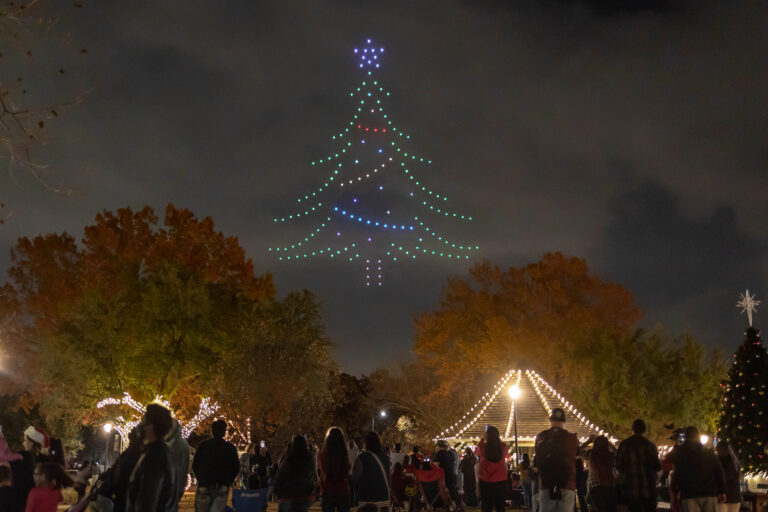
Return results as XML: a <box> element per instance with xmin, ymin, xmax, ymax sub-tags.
<box><xmin>717</xmin><ymin>326</ymin><xmax>768</xmax><ymax>472</ymax></box>
<box><xmin>213</xmin><ymin>289</ymin><xmax>337</xmax><ymax>448</ymax></box>
<box><xmin>573</xmin><ymin>328</ymin><xmax>726</xmax><ymax>444</ymax></box>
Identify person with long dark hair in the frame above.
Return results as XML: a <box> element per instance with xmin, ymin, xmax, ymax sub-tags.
<box><xmin>351</xmin><ymin>431</ymin><xmax>390</xmax><ymax>512</ymax></box>
<box><xmin>715</xmin><ymin>441</ymin><xmax>741</xmax><ymax>512</ymax></box>
<box><xmin>274</xmin><ymin>435</ymin><xmax>317</xmax><ymax>512</ymax></box>
<box><xmin>475</xmin><ymin>425</ymin><xmax>508</xmax><ymax>512</ymax></box>
<box><xmin>587</xmin><ymin>436</ymin><xmax>617</xmax><ymax>512</ymax></box>
<box><xmin>318</xmin><ymin>427</ymin><xmax>351</xmax><ymax>512</ymax></box>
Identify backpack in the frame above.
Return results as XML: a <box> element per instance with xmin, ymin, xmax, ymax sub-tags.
<box><xmin>535</xmin><ymin>429</ymin><xmax>573</xmax><ymax>492</ymax></box>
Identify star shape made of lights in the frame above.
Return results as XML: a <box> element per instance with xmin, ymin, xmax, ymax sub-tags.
<box><xmin>353</xmin><ymin>38</ymin><xmax>384</xmax><ymax>70</ymax></box>
<box><xmin>737</xmin><ymin>289</ymin><xmax>761</xmax><ymax>327</ymax></box>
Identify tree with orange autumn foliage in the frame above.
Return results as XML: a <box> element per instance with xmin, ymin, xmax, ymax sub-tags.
<box><xmin>0</xmin><ymin>205</ymin><xmax>276</xmax><ymax>433</ymax></box>
<box><xmin>397</xmin><ymin>253</ymin><xmax>641</xmax><ymax>434</ymax></box>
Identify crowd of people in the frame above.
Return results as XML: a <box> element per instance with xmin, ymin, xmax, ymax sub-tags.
<box><xmin>0</xmin><ymin>403</ymin><xmax>745</xmax><ymax>512</ymax></box>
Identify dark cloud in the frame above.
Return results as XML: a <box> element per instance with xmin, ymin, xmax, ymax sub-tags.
<box><xmin>1</xmin><ymin>0</ymin><xmax>767</xmax><ymax>372</ymax></box>
<box><xmin>592</xmin><ymin>179</ymin><xmax>767</xmax><ymax>344</ymax></box>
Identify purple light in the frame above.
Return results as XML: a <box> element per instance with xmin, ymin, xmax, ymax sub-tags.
<box><xmin>353</xmin><ymin>198</ymin><xmax>358</xmax><ymax>203</ymax></box>
<box><xmin>380</xmin><ymin>48</ymin><xmax>384</xmax><ymax>52</ymax></box>
<box><xmin>337</xmin><ymin>232</ymin><xmax>341</xmax><ymax>236</ymax></box>
<box><xmin>359</xmin><ymin>64</ymin><xmax>363</xmax><ymax>68</ymax></box>
<box><xmin>368</xmin><ymin>237</ymin><xmax>372</xmax><ymax>242</ymax></box>
<box><xmin>375</xmin><ymin>64</ymin><xmax>379</xmax><ymax>68</ymax></box>
<box><xmin>367</xmin><ymin>38</ymin><xmax>371</xmax><ymax>43</ymax></box>
<box><xmin>364</xmin><ymin>48</ymin><xmax>368</xmax><ymax>53</ymax></box>
<box><xmin>354</xmin><ymin>48</ymin><xmax>358</xmax><ymax>53</ymax></box>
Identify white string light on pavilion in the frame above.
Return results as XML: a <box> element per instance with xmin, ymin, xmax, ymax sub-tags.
<box><xmin>527</xmin><ymin>370</ymin><xmax>617</xmax><ymax>443</ymax></box>
<box><xmin>437</xmin><ymin>369</ymin><xmax>515</xmax><ymax>440</ymax></box>
<box><xmin>97</xmin><ymin>392</ymin><xmax>219</xmax><ymax>444</ymax></box>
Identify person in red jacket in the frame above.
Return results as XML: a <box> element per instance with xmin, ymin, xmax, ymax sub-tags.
<box><xmin>25</xmin><ymin>462</ymin><xmax>73</xmax><ymax>512</ymax></box>
<box><xmin>475</xmin><ymin>425</ymin><xmax>509</xmax><ymax>512</ymax></box>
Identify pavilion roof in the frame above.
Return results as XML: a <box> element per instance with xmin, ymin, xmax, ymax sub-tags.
<box><xmin>435</xmin><ymin>369</ymin><xmax>616</xmax><ymax>445</ymax></box>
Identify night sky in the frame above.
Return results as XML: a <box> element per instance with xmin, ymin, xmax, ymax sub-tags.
<box><xmin>1</xmin><ymin>1</ymin><xmax>766</xmax><ymax>373</ymax></box>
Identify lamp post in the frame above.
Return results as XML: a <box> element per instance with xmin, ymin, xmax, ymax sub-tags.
<box><xmin>102</xmin><ymin>423</ymin><xmax>114</xmax><ymax>467</ymax></box>
<box><xmin>508</xmin><ymin>385</ymin><xmax>520</xmax><ymax>465</ymax></box>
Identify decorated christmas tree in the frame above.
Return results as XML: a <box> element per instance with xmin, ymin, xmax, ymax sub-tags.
<box><xmin>270</xmin><ymin>39</ymin><xmax>479</xmax><ymax>285</ymax></box>
<box><xmin>717</xmin><ymin>290</ymin><xmax>768</xmax><ymax>472</ymax></box>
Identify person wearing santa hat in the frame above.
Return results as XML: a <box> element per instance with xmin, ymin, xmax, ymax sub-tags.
<box><xmin>12</xmin><ymin>426</ymin><xmax>54</xmax><ymax>512</ymax></box>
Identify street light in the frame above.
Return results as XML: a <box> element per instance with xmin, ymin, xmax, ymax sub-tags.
<box><xmin>373</xmin><ymin>410</ymin><xmax>387</xmax><ymax>432</ymax></box>
<box><xmin>508</xmin><ymin>385</ymin><xmax>521</xmax><ymax>465</ymax></box>
<box><xmin>102</xmin><ymin>423</ymin><xmax>114</xmax><ymax>467</ymax></box>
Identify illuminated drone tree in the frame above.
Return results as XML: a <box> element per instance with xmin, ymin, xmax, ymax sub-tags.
<box><xmin>271</xmin><ymin>39</ymin><xmax>479</xmax><ymax>285</ymax></box>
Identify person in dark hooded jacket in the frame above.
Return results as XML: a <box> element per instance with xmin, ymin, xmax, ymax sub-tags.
<box><xmin>351</xmin><ymin>431</ymin><xmax>390</xmax><ymax>512</ymax></box>
<box><xmin>126</xmin><ymin>404</ymin><xmax>177</xmax><ymax>512</ymax></box>
<box><xmin>667</xmin><ymin>427</ymin><xmax>725</xmax><ymax>512</ymax></box>
<box><xmin>166</xmin><ymin>419</ymin><xmax>189</xmax><ymax>511</ymax></box>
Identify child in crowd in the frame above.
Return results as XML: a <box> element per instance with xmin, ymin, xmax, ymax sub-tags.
<box><xmin>25</xmin><ymin>462</ymin><xmax>73</xmax><ymax>512</ymax></box>
<box><xmin>0</xmin><ymin>464</ymin><xmax>14</xmax><ymax>512</ymax></box>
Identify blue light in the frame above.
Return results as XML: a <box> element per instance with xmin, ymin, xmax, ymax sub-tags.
<box><xmin>334</xmin><ymin>206</ymin><xmax>339</xmax><ymax>211</ymax></box>
<box><xmin>354</xmin><ymin>49</ymin><xmax>358</xmax><ymax>53</ymax></box>
<box><xmin>367</xmin><ymin>38</ymin><xmax>371</xmax><ymax>43</ymax></box>
<box><xmin>379</xmin><ymin>186</ymin><xmax>383</xmax><ymax>190</ymax></box>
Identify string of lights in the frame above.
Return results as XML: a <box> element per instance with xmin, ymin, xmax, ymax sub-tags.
<box><xmin>527</xmin><ymin>370</ymin><xmax>617</xmax><ymax>443</ymax></box>
<box><xmin>504</xmin><ymin>370</ymin><xmax>523</xmax><ymax>438</ymax></box>
<box><xmin>437</xmin><ymin>370</ymin><xmax>516</xmax><ymax>440</ymax></box>
<box><xmin>98</xmin><ymin>393</ymin><xmax>219</xmax><ymax>443</ymax></box>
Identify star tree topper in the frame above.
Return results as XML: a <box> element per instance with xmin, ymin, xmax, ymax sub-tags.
<box><xmin>736</xmin><ymin>289</ymin><xmax>760</xmax><ymax>327</ymax></box>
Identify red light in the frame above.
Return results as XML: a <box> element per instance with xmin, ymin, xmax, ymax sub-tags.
<box><xmin>374</xmin><ymin>128</ymin><xmax>378</xmax><ymax>132</ymax></box>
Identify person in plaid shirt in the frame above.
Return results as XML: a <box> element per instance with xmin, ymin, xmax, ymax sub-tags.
<box><xmin>616</xmin><ymin>420</ymin><xmax>661</xmax><ymax>512</ymax></box>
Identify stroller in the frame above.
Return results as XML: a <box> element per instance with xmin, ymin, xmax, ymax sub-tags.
<box><xmin>414</xmin><ymin>461</ymin><xmax>454</xmax><ymax>512</ymax></box>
